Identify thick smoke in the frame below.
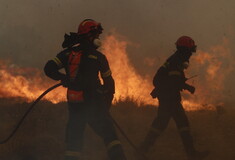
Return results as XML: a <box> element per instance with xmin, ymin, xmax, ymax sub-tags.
<box><xmin>1</xmin><ymin>0</ymin><xmax>235</xmax><ymax>105</ymax></box>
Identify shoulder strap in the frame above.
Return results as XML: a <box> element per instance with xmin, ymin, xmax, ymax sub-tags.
<box><xmin>68</xmin><ymin>50</ymin><xmax>83</xmax><ymax>81</ymax></box>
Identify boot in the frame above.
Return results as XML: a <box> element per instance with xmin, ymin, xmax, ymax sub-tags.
<box><xmin>180</xmin><ymin>131</ymin><xmax>209</xmax><ymax>160</ymax></box>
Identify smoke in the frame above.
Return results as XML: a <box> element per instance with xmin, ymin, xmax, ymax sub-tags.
<box><xmin>1</xmin><ymin>0</ymin><xmax>235</xmax><ymax>105</ymax></box>
<box><xmin>185</xmin><ymin>38</ymin><xmax>235</xmax><ymax>108</ymax></box>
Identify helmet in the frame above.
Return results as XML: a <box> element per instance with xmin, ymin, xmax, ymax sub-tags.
<box><xmin>77</xmin><ymin>19</ymin><xmax>103</xmax><ymax>35</ymax></box>
<box><xmin>175</xmin><ymin>36</ymin><xmax>196</xmax><ymax>48</ymax></box>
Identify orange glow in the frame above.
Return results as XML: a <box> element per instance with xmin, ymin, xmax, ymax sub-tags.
<box><xmin>0</xmin><ymin>60</ymin><xmax>66</xmax><ymax>103</ymax></box>
<box><xmin>101</xmin><ymin>35</ymin><xmax>156</xmax><ymax>106</ymax></box>
<box><xmin>102</xmin><ymin>35</ymin><xmax>234</xmax><ymax>110</ymax></box>
<box><xmin>0</xmin><ymin>35</ymin><xmax>233</xmax><ymax>111</ymax></box>
<box><xmin>184</xmin><ymin>38</ymin><xmax>234</xmax><ymax>110</ymax></box>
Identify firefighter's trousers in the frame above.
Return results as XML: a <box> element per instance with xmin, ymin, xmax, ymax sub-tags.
<box><xmin>64</xmin><ymin>95</ymin><xmax>126</xmax><ymax>160</ymax></box>
<box><xmin>142</xmin><ymin>100</ymin><xmax>196</xmax><ymax>155</ymax></box>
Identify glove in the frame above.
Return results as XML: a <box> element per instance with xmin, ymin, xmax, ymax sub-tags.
<box><xmin>185</xmin><ymin>84</ymin><xmax>195</xmax><ymax>94</ymax></box>
<box><xmin>150</xmin><ymin>88</ymin><xmax>159</xmax><ymax>99</ymax></box>
<box><xmin>60</xmin><ymin>75</ymin><xmax>69</xmax><ymax>88</ymax></box>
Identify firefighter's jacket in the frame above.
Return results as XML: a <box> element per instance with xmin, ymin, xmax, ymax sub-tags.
<box><xmin>153</xmin><ymin>51</ymin><xmax>191</xmax><ymax>102</ymax></box>
<box><xmin>44</xmin><ymin>44</ymin><xmax>115</xmax><ymax>102</ymax></box>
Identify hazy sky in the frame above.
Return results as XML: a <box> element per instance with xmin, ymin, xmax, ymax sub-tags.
<box><xmin>1</xmin><ymin>0</ymin><xmax>235</xmax><ymax>73</ymax></box>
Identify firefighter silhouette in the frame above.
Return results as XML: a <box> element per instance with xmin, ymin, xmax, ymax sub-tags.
<box><xmin>141</xmin><ymin>36</ymin><xmax>209</xmax><ymax>160</ymax></box>
<box><xmin>44</xmin><ymin>19</ymin><xmax>126</xmax><ymax>160</ymax></box>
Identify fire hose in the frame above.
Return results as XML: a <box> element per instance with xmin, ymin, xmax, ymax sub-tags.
<box><xmin>111</xmin><ymin>118</ymin><xmax>149</xmax><ymax>160</ymax></box>
<box><xmin>0</xmin><ymin>83</ymin><xmax>62</xmax><ymax>144</ymax></box>
<box><xmin>0</xmin><ymin>83</ymin><xmax>148</xmax><ymax>159</ymax></box>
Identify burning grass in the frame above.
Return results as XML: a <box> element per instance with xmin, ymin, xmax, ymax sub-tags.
<box><xmin>0</xmin><ymin>99</ymin><xmax>234</xmax><ymax>160</ymax></box>
<box><xmin>0</xmin><ymin>33</ymin><xmax>234</xmax><ymax>159</ymax></box>
<box><xmin>1</xmin><ymin>34</ymin><xmax>234</xmax><ymax>111</ymax></box>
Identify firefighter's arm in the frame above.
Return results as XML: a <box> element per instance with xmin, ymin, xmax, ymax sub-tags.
<box><xmin>44</xmin><ymin>50</ymin><xmax>69</xmax><ymax>80</ymax></box>
<box><xmin>101</xmin><ymin>72</ymin><xmax>115</xmax><ymax>109</ymax></box>
<box><xmin>100</xmin><ymin>56</ymin><xmax>115</xmax><ymax>94</ymax></box>
<box><xmin>44</xmin><ymin>60</ymin><xmax>66</xmax><ymax>81</ymax></box>
<box><xmin>101</xmin><ymin>72</ymin><xmax>115</xmax><ymax>94</ymax></box>
<box><xmin>99</xmin><ymin>54</ymin><xmax>115</xmax><ymax>107</ymax></box>
<box><xmin>182</xmin><ymin>83</ymin><xmax>195</xmax><ymax>94</ymax></box>
<box><xmin>169</xmin><ymin>70</ymin><xmax>195</xmax><ymax>94</ymax></box>
<box><xmin>168</xmin><ymin>70</ymin><xmax>195</xmax><ymax>94</ymax></box>
<box><xmin>181</xmin><ymin>71</ymin><xmax>195</xmax><ymax>94</ymax></box>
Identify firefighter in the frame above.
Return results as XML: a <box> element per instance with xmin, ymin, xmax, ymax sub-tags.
<box><xmin>44</xmin><ymin>19</ymin><xmax>126</xmax><ymax>160</ymax></box>
<box><xmin>140</xmin><ymin>36</ymin><xmax>209</xmax><ymax>159</ymax></box>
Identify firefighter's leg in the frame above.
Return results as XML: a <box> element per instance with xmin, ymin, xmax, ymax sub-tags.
<box><xmin>173</xmin><ymin>103</ymin><xmax>195</xmax><ymax>155</ymax></box>
<box><xmin>88</xmin><ymin>107</ymin><xmax>126</xmax><ymax>160</ymax></box>
<box><xmin>139</xmin><ymin>105</ymin><xmax>171</xmax><ymax>153</ymax></box>
<box><xmin>64</xmin><ymin>102</ymin><xmax>87</xmax><ymax>160</ymax></box>
<box><xmin>173</xmin><ymin>103</ymin><xmax>209</xmax><ymax>159</ymax></box>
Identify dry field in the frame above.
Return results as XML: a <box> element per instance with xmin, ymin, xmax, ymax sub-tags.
<box><xmin>0</xmin><ymin>98</ymin><xmax>234</xmax><ymax>160</ymax></box>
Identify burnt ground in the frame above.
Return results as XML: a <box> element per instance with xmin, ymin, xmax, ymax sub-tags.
<box><xmin>0</xmin><ymin>98</ymin><xmax>234</xmax><ymax>160</ymax></box>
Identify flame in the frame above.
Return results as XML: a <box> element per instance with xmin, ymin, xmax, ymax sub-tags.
<box><xmin>0</xmin><ymin>35</ymin><xmax>234</xmax><ymax>111</ymax></box>
<box><xmin>0</xmin><ymin>60</ymin><xmax>66</xmax><ymax>103</ymax></box>
<box><xmin>102</xmin><ymin>35</ymin><xmax>234</xmax><ymax>110</ymax></box>
<box><xmin>101</xmin><ymin>35</ymin><xmax>156</xmax><ymax>106</ymax></box>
